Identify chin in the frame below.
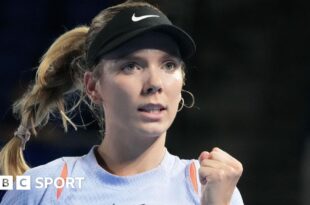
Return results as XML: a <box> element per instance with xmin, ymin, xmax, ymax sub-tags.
<box><xmin>140</xmin><ymin>129</ymin><xmax>166</xmax><ymax>138</ymax></box>
<box><xmin>136</xmin><ymin>123</ymin><xmax>169</xmax><ymax>138</ymax></box>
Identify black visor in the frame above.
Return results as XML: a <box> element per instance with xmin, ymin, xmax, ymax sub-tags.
<box><xmin>86</xmin><ymin>6</ymin><xmax>196</xmax><ymax>67</ymax></box>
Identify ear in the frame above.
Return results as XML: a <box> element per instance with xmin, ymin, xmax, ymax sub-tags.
<box><xmin>179</xmin><ymin>89</ymin><xmax>182</xmax><ymax>103</ymax></box>
<box><xmin>84</xmin><ymin>71</ymin><xmax>102</xmax><ymax>104</ymax></box>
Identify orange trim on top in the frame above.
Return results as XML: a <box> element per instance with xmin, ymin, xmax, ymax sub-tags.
<box><xmin>56</xmin><ymin>163</ymin><xmax>68</xmax><ymax>200</ymax></box>
<box><xmin>189</xmin><ymin>161</ymin><xmax>198</xmax><ymax>194</ymax></box>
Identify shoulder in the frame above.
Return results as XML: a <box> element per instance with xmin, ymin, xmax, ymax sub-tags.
<box><xmin>160</xmin><ymin>152</ymin><xmax>201</xmax><ymax>204</ymax></box>
<box><xmin>0</xmin><ymin>156</ymin><xmax>79</xmax><ymax>205</ymax></box>
<box><xmin>25</xmin><ymin>156</ymin><xmax>79</xmax><ymax>178</ymax></box>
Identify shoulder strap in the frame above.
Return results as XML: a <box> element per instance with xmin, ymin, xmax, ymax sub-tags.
<box><xmin>56</xmin><ymin>162</ymin><xmax>68</xmax><ymax>200</ymax></box>
<box><xmin>189</xmin><ymin>161</ymin><xmax>198</xmax><ymax>194</ymax></box>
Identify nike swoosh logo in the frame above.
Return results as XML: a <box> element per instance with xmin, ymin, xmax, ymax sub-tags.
<box><xmin>131</xmin><ymin>13</ymin><xmax>160</xmax><ymax>22</ymax></box>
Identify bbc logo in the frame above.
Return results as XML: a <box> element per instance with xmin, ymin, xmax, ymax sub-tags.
<box><xmin>0</xmin><ymin>176</ymin><xmax>31</xmax><ymax>190</ymax></box>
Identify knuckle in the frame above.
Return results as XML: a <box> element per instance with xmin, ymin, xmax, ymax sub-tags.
<box><xmin>212</xmin><ymin>147</ymin><xmax>219</xmax><ymax>152</ymax></box>
<box><xmin>231</xmin><ymin>168</ymin><xmax>241</xmax><ymax>178</ymax></box>
<box><xmin>228</xmin><ymin>166</ymin><xmax>235</xmax><ymax>174</ymax></box>
<box><xmin>236</xmin><ymin>161</ymin><xmax>244</xmax><ymax>174</ymax></box>
<box><xmin>216</xmin><ymin>169</ymin><xmax>226</xmax><ymax>180</ymax></box>
<box><xmin>200</xmin><ymin>159</ymin><xmax>208</xmax><ymax>166</ymax></box>
<box><xmin>232</xmin><ymin>165</ymin><xmax>243</xmax><ymax>178</ymax></box>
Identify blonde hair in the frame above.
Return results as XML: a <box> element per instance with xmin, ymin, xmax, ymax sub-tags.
<box><xmin>0</xmin><ymin>0</ymin><xmax>161</xmax><ymax>178</ymax></box>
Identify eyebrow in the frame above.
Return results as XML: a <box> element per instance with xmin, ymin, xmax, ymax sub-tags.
<box><xmin>113</xmin><ymin>54</ymin><xmax>183</xmax><ymax>66</ymax></box>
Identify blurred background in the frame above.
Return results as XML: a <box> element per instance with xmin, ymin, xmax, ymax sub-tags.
<box><xmin>0</xmin><ymin>0</ymin><xmax>309</xmax><ymax>204</ymax></box>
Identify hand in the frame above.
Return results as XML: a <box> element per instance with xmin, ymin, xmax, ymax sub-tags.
<box><xmin>199</xmin><ymin>147</ymin><xmax>243</xmax><ymax>205</ymax></box>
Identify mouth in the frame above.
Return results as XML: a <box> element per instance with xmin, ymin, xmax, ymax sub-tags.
<box><xmin>137</xmin><ymin>103</ymin><xmax>167</xmax><ymax>113</ymax></box>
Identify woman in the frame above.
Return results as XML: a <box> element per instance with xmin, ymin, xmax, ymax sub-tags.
<box><xmin>0</xmin><ymin>1</ymin><xmax>243</xmax><ymax>204</ymax></box>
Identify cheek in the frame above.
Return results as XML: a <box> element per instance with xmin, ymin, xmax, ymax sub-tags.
<box><xmin>100</xmin><ymin>77</ymin><xmax>141</xmax><ymax>108</ymax></box>
<box><xmin>164</xmin><ymin>72</ymin><xmax>183</xmax><ymax>101</ymax></box>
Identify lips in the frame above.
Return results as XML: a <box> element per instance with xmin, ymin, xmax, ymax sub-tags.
<box><xmin>137</xmin><ymin>103</ymin><xmax>167</xmax><ymax>113</ymax></box>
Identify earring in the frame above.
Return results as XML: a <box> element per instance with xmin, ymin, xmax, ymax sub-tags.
<box><xmin>178</xmin><ymin>89</ymin><xmax>195</xmax><ymax>112</ymax></box>
<box><xmin>178</xmin><ymin>97</ymin><xmax>185</xmax><ymax>112</ymax></box>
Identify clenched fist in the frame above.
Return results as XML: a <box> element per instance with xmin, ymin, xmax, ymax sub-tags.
<box><xmin>198</xmin><ymin>147</ymin><xmax>243</xmax><ymax>205</ymax></box>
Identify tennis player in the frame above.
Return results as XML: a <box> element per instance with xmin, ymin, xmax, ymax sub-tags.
<box><xmin>0</xmin><ymin>1</ymin><xmax>244</xmax><ymax>204</ymax></box>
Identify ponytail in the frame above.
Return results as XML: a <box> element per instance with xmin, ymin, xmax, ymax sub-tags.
<box><xmin>0</xmin><ymin>26</ymin><xmax>89</xmax><ymax>178</ymax></box>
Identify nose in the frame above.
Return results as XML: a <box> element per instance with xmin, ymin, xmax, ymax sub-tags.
<box><xmin>143</xmin><ymin>85</ymin><xmax>162</xmax><ymax>95</ymax></box>
<box><xmin>141</xmin><ymin>68</ymin><xmax>163</xmax><ymax>96</ymax></box>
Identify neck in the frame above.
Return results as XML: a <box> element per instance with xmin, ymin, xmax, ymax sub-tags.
<box><xmin>97</xmin><ymin>128</ymin><xmax>167</xmax><ymax>176</ymax></box>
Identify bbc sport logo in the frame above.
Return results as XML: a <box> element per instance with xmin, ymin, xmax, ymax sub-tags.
<box><xmin>0</xmin><ymin>176</ymin><xmax>84</xmax><ymax>190</ymax></box>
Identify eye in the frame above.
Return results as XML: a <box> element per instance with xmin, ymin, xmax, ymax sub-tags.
<box><xmin>121</xmin><ymin>62</ymin><xmax>141</xmax><ymax>74</ymax></box>
<box><xmin>163</xmin><ymin>61</ymin><xmax>178</xmax><ymax>72</ymax></box>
